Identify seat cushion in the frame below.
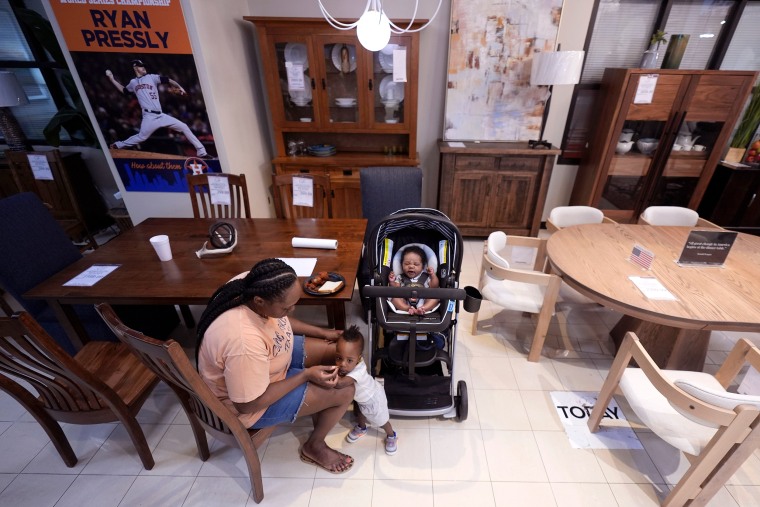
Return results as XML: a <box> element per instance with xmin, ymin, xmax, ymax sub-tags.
<box><xmin>548</xmin><ymin>206</ymin><xmax>604</xmax><ymax>228</ymax></box>
<box><xmin>619</xmin><ymin>368</ymin><xmax>721</xmax><ymax>455</ymax></box>
<box><xmin>481</xmin><ymin>274</ymin><xmax>546</xmax><ymax>314</ymax></box>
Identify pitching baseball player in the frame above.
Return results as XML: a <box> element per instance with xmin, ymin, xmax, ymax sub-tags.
<box><xmin>105</xmin><ymin>59</ymin><xmax>208</xmax><ymax>158</ymax></box>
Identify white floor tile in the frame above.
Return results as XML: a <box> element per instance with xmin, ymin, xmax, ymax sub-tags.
<box><xmin>482</xmin><ymin>429</ymin><xmax>548</xmax><ymax>482</ymax></box>
<box><xmin>550</xmin><ymin>482</ymin><xmax>617</xmax><ymax>507</ymax></box>
<box><xmin>23</xmin><ymin>423</ymin><xmax>115</xmax><ymax>474</ymax></box>
<box><xmin>54</xmin><ymin>474</ymin><xmax>135</xmax><ymax>507</ymax></box>
<box><xmin>183</xmin><ymin>476</ymin><xmax>252</xmax><ymax>507</ymax></box>
<box><xmin>373</xmin><ymin>427</ymin><xmax>431</xmax><ymax>480</ymax></box>
<box><xmin>430</xmin><ymin>429</ymin><xmax>489</xmax><ymax>481</ymax></box>
<box><xmin>534</xmin><ymin>431</ymin><xmax>607</xmax><ymax>483</ymax></box>
<box><xmin>0</xmin><ymin>422</ymin><xmax>50</xmax><ymax>473</ymax></box>
<box><xmin>492</xmin><ymin>482</ymin><xmax>557</xmax><ymax>507</ymax></box>
<box><xmin>139</xmin><ymin>423</ymin><xmax>204</xmax><ymax>476</ymax></box>
<box><xmin>0</xmin><ymin>473</ymin><xmax>74</xmax><ymax>507</ymax></box>
<box><xmin>309</xmin><ymin>478</ymin><xmax>373</xmax><ymax>507</ymax></box>
<box><xmin>371</xmin><ymin>479</ymin><xmax>434</xmax><ymax>507</ymax></box>
<box><xmin>119</xmin><ymin>475</ymin><xmax>194</xmax><ymax>506</ymax></box>
<box><xmin>474</xmin><ymin>389</ymin><xmax>531</xmax><ymax>431</ymax></box>
<box><xmin>432</xmin><ymin>480</ymin><xmax>496</xmax><ymax>507</ymax></box>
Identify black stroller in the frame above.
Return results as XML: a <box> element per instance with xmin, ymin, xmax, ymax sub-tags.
<box><xmin>361</xmin><ymin>208</ymin><xmax>480</xmax><ymax>421</ymax></box>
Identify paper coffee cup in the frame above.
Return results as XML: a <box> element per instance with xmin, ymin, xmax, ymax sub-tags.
<box><xmin>149</xmin><ymin>234</ymin><xmax>173</xmax><ymax>261</ymax></box>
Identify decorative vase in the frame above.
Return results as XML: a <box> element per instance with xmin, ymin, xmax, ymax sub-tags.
<box><xmin>662</xmin><ymin>34</ymin><xmax>690</xmax><ymax>69</ymax></box>
<box><xmin>640</xmin><ymin>45</ymin><xmax>659</xmax><ymax>69</ymax></box>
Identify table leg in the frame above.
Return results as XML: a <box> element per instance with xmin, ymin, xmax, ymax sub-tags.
<box><xmin>610</xmin><ymin>315</ymin><xmax>710</xmax><ymax>371</ymax></box>
<box><xmin>326</xmin><ymin>301</ymin><xmax>346</xmax><ymax>330</ymax></box>
<box><xmin>48</xmin><ymin>300</ymin><xmax>88</xmax><ymax>351</ymax></box>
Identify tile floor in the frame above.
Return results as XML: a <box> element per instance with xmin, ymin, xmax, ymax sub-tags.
<box><xmin>2</xmin><ymin>238</ymin><xmax>760</xmax><ymax>506</ymax></box>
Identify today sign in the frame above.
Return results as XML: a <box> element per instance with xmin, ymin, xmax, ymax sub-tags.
<box><xmin>550</xmin><ymin>391</ymin><xmax>643</xmax><ymax>450</ymax></box>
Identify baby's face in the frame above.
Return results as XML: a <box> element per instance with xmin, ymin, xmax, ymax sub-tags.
<box><xmin>402</xmin><ymin>252</ymin><xmax>424</xmax><ymax>278</ymax></box>
<box><xmin>335</xmin><ymin>339</ymin><xmax>362</xmax><ymax>376</ymax></box>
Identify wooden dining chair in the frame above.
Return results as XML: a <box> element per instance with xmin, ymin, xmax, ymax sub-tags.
<box><xmin>638</xmin><ymin>205</ymin><xmax>722</xmax><ymax>228</ymax></box>
<box><xmin>546</xmin><ymin>205</ymin><xmax>617</xmax><ymax>233</ymax></box>
<box><xmin>271</xmin><ymin>173</ymin><xmax>331</xmax><ymax>218</ymax></box>
<box><xmin>471</xmin><ymin>231</ymin><xmax>562</xmax><ymax>362</ymax></box>
<box><xmin>96</xmin><ymin>303</ymin><xmax>275</xmax><ymax>503</ymax></box>
<box><xmin>186</xmin><ymin>173</ymin><xmax>251</xmax><ymax>219</ymax></box>
<box><xmin>0</xmin><ymin>311</ymin><xmax>158</xmax><ymax>469</ymax></box>
<box><xmin>589</xmin><ymin>332</ymin><xmax>760</xmax><ymax>507</ymax></box>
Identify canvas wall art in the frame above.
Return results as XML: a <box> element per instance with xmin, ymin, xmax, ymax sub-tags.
<box><xmin>444</xmin><ymin>0</ymin><xmax>564</xmax><ymax>141</ymax></box>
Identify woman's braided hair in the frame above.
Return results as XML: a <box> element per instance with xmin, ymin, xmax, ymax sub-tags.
<box><xmin>195</xmin><ymin>258</ymin><xmax>298</xmax><ymax>359</ymax></box>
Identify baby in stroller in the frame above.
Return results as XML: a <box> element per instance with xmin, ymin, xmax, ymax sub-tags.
<box><xmin>388</xmin><ymin>244</ymin><xmax>440</xmax><ymax>315</ymax></box>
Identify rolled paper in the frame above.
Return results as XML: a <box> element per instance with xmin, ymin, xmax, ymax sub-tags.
<box><xmin>292</xmin><ymin>237</ymin><xmax>338</xmax><ymax>249</ymax></box>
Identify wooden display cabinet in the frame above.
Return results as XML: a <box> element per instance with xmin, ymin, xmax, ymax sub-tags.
<box><xmin>570</xmin><ymin>68</ymin><xmax>757</xmax><ymax>223</ymax></box>
<box><xmin>245</xmin><ymin>17</ymin><xmax>421</xmax><ymax>218</ymax></box>
<box><xmin>437</xmin><ymin>141</ymin><xmax>560</xmax><ymax>237</ymax></box>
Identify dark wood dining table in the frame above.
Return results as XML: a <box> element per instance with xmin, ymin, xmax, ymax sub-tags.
<box><xmin>25</xmin><ymin>217</ymin><xmax>367</xmax><ymax>350</ymax></box>
<box><xmin>547</xmin><ymin>223</ymin><xmax>760</xmax><ymax>371</ymax></box>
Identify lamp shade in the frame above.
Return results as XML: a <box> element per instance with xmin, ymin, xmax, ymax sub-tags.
<box><xmin>356</xmin><ymin>9</ymin><xmax>391</xmax><ymax>52</ymax></box>
<box><xmin>530</xmin><ymin>51</ymin><xmax>585</xmax><ymax>86</ymax></box>
<box><xmin>0</xmin><ymin>72</ymin><xmax>30</xmax><ymax>107</ymax></box>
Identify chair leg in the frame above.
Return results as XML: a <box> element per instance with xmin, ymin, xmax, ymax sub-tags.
<box><xmin>117</xmin><ymin>412</ymin><xmax>155</xmax><ymax>470</ymax></box>
<box><xmin>179</xmin><ymin>305</ymin><xmax>196</xmax><ymax>328</ymax></box>
<box><xmin>172</xmin><ymin>389</ymin><xmax>210</xmax><ymax>460</ymax></box>
<box><xmin>0</xmin><ymin>379</ymin><xmax>77</xmax><ymax>467</ymax></box>
<box><xmin>587</xmin><ymin>333</ymin><xmax>636</xmax><ymax>432</ymax></box>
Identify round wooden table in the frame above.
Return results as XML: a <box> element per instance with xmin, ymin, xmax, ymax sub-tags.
<box><xmin>547</xmin><ymin>224</ymin><xmax>760</xmax><ymax>370</ymax></box>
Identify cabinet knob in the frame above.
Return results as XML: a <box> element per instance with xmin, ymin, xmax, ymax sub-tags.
<box><xmin>321</xmin><ymin>78</ymin><xmax>326</xmax><ymax>90</ymax></box>
<box><xmin>368</xmin><ymin>79</ymin><xmax>373</xmax><ymax>91</ymax></box>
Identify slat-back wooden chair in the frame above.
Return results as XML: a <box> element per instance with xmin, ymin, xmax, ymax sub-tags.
<box><xmin>0</xmin><ymin>312</ymin><xmax>158</xmax><ymax>468</ymax></box>
<box><xmin>96</xmin><ymin>303</ymin><xmax>275</xmax><ymax>503</ymax></box>
<box><xmin>187</xmin><ymin>173</ymin><xmax>251</xmax><ymax>219</ymax></box>
<box><xmin>271</xmin><ymin>173</ymin><xmax>331</xmax><ymax>218</ymax></box>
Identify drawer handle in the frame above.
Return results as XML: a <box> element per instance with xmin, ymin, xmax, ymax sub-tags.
<box><xmin>321</xmin><ymin>78</ymin><xmax>326</xmax><ymax>90</ymax></box>
<box><xmin>310</xmin><ymin>78</ymin><xmax>316</xmax><ymax>90</ymax></box>
<box><xmin>368</xmin><ymin>79</ymin><xmax>373</xmax><ymax>91</ymax></box>
<box><xmin>343</xmin><ymin>170</ymin><xmax>352</xmax><ymax>176</ymax></box>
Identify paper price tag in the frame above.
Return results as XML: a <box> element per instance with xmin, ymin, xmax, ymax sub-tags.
<box><xmin>208</xmin><ymin>175</ymin><xmax>231</xmax><ymax>205</ymax></box>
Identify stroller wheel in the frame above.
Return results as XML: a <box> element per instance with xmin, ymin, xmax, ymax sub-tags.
<box><xmin>456</xmin><ymin>380</ymin><xmax>468</xmax><ymax>422</ymax></box>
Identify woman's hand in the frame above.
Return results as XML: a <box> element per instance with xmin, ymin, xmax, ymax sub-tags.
<box><xmin>305</xmin><ymin>365</ymin><xmax>339</xmax><ymax>388</ymax></box>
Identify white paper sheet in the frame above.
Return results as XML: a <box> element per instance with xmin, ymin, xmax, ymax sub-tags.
<box><xmin>393</xmin><ymin>48</ymin><xmax>407</xmax><ymax>82</ymax></box>
<box><xmin>292</xmin><ymin>237</ymin><xmax>338</xmax><ymax>249</ymax></box>
<box><xmin>208</xmin><ymin>175</ymin><xmax>231</xmax><ymax>205</ymax></box>
<box><xmin>634</xmin><ymin>74</ymin><xmax>658</xmax><ymax>104</ymax></box>
<box><xmin>63</xmin><ymin>265</ymin><xmax>120</xmax><ymax>287</ymax></box>
<box><xmin>27</xmin><ymin>154</ymin><xmax>54</xmax><ymax>181</ymax></box>
<box><xmin>277</xmin><ymin>257</ymin><xmax>317</xmax><ymax>277</ymax></box>
<box><xmin>286</xmin><ymin>62</ymin><xmax>305</xmax><ymax>90</ymax></box>
<box><xmin>448</xmin><ymin>141</ymin><xmax>466</xmax><ymax>148</ymax></box>
<box><xmin>629</xmin><ymin>276</ymin><xmax>678</xmax><ymax>301</ymax></box>
<box><xmin>292</xmin><ymin>176</ymin><xmax>314</xmax><ymax>207</ymax></box>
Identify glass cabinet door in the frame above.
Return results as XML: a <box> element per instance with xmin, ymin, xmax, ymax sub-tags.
<box><xmin>271</xmin><ymin>37</ymin><xmax>317</xmax><ymax>125</ymax></box>
<box><xmin>370</xmin><ymin>37</ymin><xmax>410</xmax><ymax>128</ymax></box>
<box><xmin>317</xmin><ymin>37</ymin><xmax>361</xmax><ymax>127</ymax></box>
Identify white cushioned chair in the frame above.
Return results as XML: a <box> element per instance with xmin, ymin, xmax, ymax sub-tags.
<box><xmin>589</xmin><ymin>332</ymin><xmax>760</xmax><ymax>507</ymax></box>
<box><xmin>471</xmin><ymin>231</ymin><xmax>561</xmax><ymax>362</ymax></box>
<box><xmin>546</xmin><ymin>205</ymin><xmax>616</xmax><ymax>233</ymax></box>
<box><xmin>638</xmin><ymin>206</ymin><xmax>722</xmax><ymax>228</ymax></box>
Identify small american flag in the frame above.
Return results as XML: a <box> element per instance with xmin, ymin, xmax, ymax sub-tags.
<box><xmin>630</xmin><ymin>244</ymin><xmax>654</xmax><ymax>270</ymax></box>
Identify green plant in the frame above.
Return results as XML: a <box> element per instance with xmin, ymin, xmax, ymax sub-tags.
<box><xmin>15</xmin><ymin>7</ymin><xmax>99</xmax><ymax>148</ymax></box>
<box><xmin>730</xmin><ymin>85</ymin><xmax>760</xmax><ymax>149</ymax></box>
<box><xmin>650</xmin><ymin>30</ymin><xmax>668</xmax><ymax>50</ymax></box>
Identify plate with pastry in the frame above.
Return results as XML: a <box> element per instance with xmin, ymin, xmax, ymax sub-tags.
<box><xmin>303</xmin><ymin>271</ymin><xmax>346</xmax><ymax>295</ymax></box>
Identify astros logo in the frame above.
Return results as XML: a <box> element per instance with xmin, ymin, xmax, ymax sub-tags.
<box><xmin>184</xmin><ymin>157</ymin><xmax>209</xmax><ymax>175</ymax></box>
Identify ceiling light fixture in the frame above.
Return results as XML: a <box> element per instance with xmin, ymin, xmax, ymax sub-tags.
<box><xmin>318</xmin><ymin>0</ymin><xmax>443</xmax><ymax>52</ymax></box>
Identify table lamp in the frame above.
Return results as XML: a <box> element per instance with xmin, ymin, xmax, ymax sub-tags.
<box><xmin>529</xmin><ymin>50</ymin><xmax>584</xmax><ymax>149</ymax></box>
<box><xmin>0</xmin><ymin>71</ymin><xmax>31</xmax><ymax>151</ymax></box>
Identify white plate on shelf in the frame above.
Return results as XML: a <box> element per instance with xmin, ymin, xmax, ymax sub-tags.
<box><xmin>331</xmin><ymin>44</ymin><xmax>357</xmax><ymax>72</ymax></box>
<box><xmin>284</xmin><ymin>43</ymin><xmax>309</xmax><ymax>71</ymax></box>
<box><xmin>378</xmin><ymin>48</ymin><xmax>395</xmax><ymax>73</ymax></box>
<box><xmin>379</xmin><ymin>75</ymin><xmax>404</xmax><ymax>102</ymax></box>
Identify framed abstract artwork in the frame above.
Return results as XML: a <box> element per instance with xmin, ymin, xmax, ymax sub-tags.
<box><xmin>443</xmin><ymin>0</ymin><xmax>564</xmax><ymax>141</ymax></box>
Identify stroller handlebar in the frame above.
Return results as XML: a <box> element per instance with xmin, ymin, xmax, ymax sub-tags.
<box><xmin>361</xmin><ymin>286</ymin><xmax>466</xmax><ymax>300</ymax></box>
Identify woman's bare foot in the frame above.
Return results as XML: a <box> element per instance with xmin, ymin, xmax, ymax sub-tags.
<box><xmin>300</xmin><ymin>442</ymin><xmax>353</xmax><ymax>473</ymax></box>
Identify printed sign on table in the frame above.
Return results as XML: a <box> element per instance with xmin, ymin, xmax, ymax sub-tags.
<box><xmin>49</xmin><ymin>0</ymin><xmax>220</xmax><ymax>192</ymax></box>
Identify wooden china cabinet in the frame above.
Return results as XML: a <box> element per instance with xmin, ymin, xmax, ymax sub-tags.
<box><xmin>245</xmin><ymin>17</ymin><xmax>421</xmax><ymax>218</ymax></box>
<box><xmin>570</xmin><ymin>68</ymin><xmax>757</xmax><ymax>223</ymax></box>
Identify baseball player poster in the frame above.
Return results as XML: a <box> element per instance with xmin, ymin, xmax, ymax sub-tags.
<box><xmin>49</xmin><ymin>0</ymin><xmax>220</xmax><ymax>192</ymax></box>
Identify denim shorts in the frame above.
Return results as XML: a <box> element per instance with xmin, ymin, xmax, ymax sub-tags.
<box><xmin>251</xmin><ymin>334</ymin><xmax>308</xmax><ymax>429</ymax></box>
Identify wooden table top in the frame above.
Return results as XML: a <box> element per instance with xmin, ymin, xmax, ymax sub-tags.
<box><xmin>25</xmin><ymin>217</ymin><xmax>367</xmax><ymax>306</ymax></box>
<box><xmin>547</xmin><ymin>224</ymin><xmax>760</xmax><ymax>331</ymax></box>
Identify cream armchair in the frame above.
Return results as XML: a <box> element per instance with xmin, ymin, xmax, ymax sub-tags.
<box><xmin>546</xmin><ymin>205</ymin><xmax>617</xmax><ymax>233</ymax></box>
<box><xmin>471</xmin><ymin>231</ymin><xmax>561</xmax><ymax>362</ymax></box>
<box><xmin>589</xmin><ymin>332</ymin><xmax>760</xmax><ymax>507</ymax></box>
<box><xmin>638</xmin><ymin>206</ymin><xmax>722</xmax><ymax>228</ymax></box>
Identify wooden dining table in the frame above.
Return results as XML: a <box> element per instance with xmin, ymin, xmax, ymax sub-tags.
<box><xmin>547</xmin><ymin>224</ymin><xmax>760</xmax><ymax>370</ymax></box>
<box><xmin>25</xmin><ymin>217</ymin><xmax>367</xmax><ymax>350</ymax></box>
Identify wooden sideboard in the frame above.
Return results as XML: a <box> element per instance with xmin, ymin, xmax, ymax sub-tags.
<box><xmin>437</xmin><ymin>141</ymin><xmax>560</xmax><ymax>237</ymax></box>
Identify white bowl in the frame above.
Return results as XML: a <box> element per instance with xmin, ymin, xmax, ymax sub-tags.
<box><xmin>299</xmin><ymin>118</ymin><xmax>312</xmax><ymax>122</ymax></box>
<box><xmin>616</xmin><ymin>141</ymin><xmax>633</xmax><ymax>154</ymax></box>
<box><xmin>335</xmin><ymin>97</ymin><xmax>356</xmax><ymax>105</ymax></box>
<box><xmin>636</xmin><ymin>138</ymin><xmax>659</xmax><ymax>155</ymax></box>
<box><xmin>292</xmin><ymin>99</ymin><xmax>309</xmax><ymax>106</ymax></box>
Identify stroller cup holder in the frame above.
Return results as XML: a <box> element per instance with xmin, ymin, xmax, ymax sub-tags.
<box><xmin>463</xmin><ymin>286</ymin><xmax>482</xmax><ymax>313</ymax></box>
